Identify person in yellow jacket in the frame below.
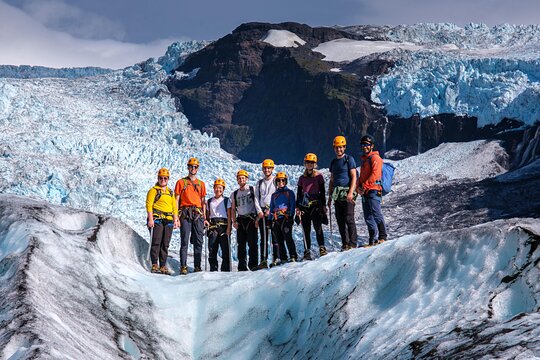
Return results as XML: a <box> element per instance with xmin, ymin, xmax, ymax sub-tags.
<box><xmin>146</xmin><ymin>168</ymin><xmax>180</xmax><ymax>275</ymax></box>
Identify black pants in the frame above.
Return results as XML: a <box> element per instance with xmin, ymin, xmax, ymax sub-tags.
<box><xmin>207</xmin><ymin>224</ymin><xmax>231</xmax><ymax>272</ymax></box>
<box><xmin>272</xmin><ymin>217</ymin><xmax>297</xmax><ymax>261</ymax></box>
<box><xmin>180</xmin><ymin>215</ymin><xmax>204</xmax><ymax>268</ymax></box>
<box><xmin>300</xmin><ymin>206</ymin><xmax>325</xmax><ymax>250</ymax></box>
<box><xmin>258</xmin><ymin>217</ymin><xmax>271</xmax><ymax>262</ymax></box>
<box><xmin>334</xmin><ymin>199</ymin><xmax>357</xmax><ymax>248</ymax></box>
<box><xmin>150</xmin><ymin>220</ymin><xmax>173</xmax><ymax>267</ymax></box>
<box><xmin>237</xmin><ymin>217</ymin><xmax>258</xmax><ymax>271</ymax></box>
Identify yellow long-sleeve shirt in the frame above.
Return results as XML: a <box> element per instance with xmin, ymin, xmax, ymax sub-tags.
<box><xmin>146</xmin><ymin>186</ymin><xmax>178</xmax><ymax>220</ymax></box>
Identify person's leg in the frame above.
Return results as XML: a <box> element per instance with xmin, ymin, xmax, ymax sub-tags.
<box><xmin>159</xmin><ymin>222</ymin><xmax>173</xmax><ymax>267</ymax></box>
<box><xmin>258</xmin><ymin>218</ymin><xmax>267</xmax><ymax>264</ymax></box>
<box><xmin>283</xmin><ymin>220</ymin><xmax>298</xmax><ymax>260</ymax></box>
<box><xmin>207</xmin><ymin>229</ymin><xmax>219</xmax><ymax>271</ymax></box>
<box><xmin>301</xmin><ymin>210</ymin><xmax>312</xmax><ymax>250</ymax></box>
<box><xmin>180</xmin><ymin>218</ymin><xmax>191</xmax><ymax>267</ymax></box>
<box><xmin>247</xmin><ymin>220</ymin><xmax>259</xmax><ymax>271</ymax></box>
<box><xmin>312</xmin><ymin>208</ymin><xmax>326</xmax><ymax>247</ymax></box>
<box><xmin>369</xmin><ymin>192</ymin><xmax>387</xmax><ymax>241</ymax></box>
<box><xmin>334</xmin><ymin>200</ymin><xmax>348</xmax><ymax>249</ymax></box>
<box><xmin>362</xmin><ymin>195</ymin><xmax>378</xmax><ymax>244</ymax></box>
<box><xmin>237</xmin><ymin>219</ymin><xmax>248</xmax><ymax>271</ymax></box>
<box><xmin>192</xmin><ymin>217</ymin><xmax>204</xmax><ymax>269</ymax></box>
<box><xmin>270</xmin><ymin>220</ymin><xmax>281</xmax><ymax>263</ymax></box>
<box><xmin>150</xmin><ymin>222</ymin><xmax>164</xmax><ymax>266</ymax></box>
<box><xmin>345</xmin><ymin>201</ymin><xmax>357</xmax><ymax>248</ymax></box>
<box><xmin>218</xmin><ymin>229</ymin><xmax>231</xmax><ymax>271</ymax></box>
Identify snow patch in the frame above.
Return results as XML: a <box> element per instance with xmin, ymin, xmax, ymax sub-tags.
<box><xmin>261</xmin><ymin>30</ymin><xmax>306</xmax><ymax>48</ymax></box>
<box><xmin>313</xmin><ymin>38</ymin><xmax>422</xmax><ymax>62</ymax></box>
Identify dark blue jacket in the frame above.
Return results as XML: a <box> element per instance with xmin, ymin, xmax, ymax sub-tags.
<box><xmin>269</xmin><ymin>187</ymin><xmax>295</xmax><ymax>220</ymax></box>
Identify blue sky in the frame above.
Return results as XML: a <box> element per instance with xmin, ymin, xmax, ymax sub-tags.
<box><xmin>1</xmin><ymin>0</ymin><xmax>539</xmax><ymax>68</ymax></box>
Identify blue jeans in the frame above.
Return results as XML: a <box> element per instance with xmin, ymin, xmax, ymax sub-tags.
<box><xmin>361</xmin><ymin>190</ymin><xmax>387</xmax><ymax>243</ymax></box>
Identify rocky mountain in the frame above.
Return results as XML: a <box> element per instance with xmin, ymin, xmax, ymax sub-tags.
<box><xmin>166</xmin><ymin>22</ymin><xmax>540</xmax><ymax>167</ymax></box>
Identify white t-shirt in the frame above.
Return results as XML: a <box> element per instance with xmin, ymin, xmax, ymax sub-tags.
<box><xmin>256</xmin><ymin>176</ymin><xmax>276</xmax><ymax>209</ymax></box>
<box><xmin>208</xmin><ymin>196</ymin><xmax>231</xmax><ymax>219</ymax></box>
<box><xmin>232</xmin><ymin>187</ymin><xmax>261</xmax><ymax>216</ymax></box>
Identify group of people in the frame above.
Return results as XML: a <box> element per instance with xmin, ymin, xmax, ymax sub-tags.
<box><xmin>145</xmin><ymin>134</ymin><xmax>388</xmax><ymax>275</ymax></box>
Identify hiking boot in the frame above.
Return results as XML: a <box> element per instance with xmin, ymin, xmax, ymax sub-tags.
<box><xmin>258</xmin><ymin>260</ymin><xmax>268</xmax><ymax>269</ymax></box>
<box><xmin>194</xmin><ymin>266</ymin><xmax>202</xmax><ymax>273</ymax></box>
<box><xmin>151</xmin><ymin>264</ymin><xmax>160</xmax><ymax>273</ymax></box>
<box><xmin>319</xmin><ymin>246</ymin><xmax>328</xmax><ymax>257</ymax></box>
<box><xmin>270</xmin><ymin>259</ymin><xmax>281</xmax><ymax>267</ymax></box>
<box><xmin>376</xmin><ymin>239</ymin><xmax>386</xmax><ymax>245</ymax></box>
<box><xmin>289</xmin><ymin>257</ymin><xmax>297</xmax><ymax>263</ymax></box>
<box><xmin>159</xmin><ymin>266</ymin><xmax>173</xmax><ymax>275</ymax></box>
<box><xmin>180</xmin><ymin>266</ymin><xmax>188</xmax><ymax>275</ymax></box>
<box><xmin>341</xmin><ymin>245</ymin><xmax>351</xmax><ymax>252</ymax></box>
<box><xmin>303</xmin><ymin>252</ymin><xmax>312</xmax><ymax>261</ymax></box>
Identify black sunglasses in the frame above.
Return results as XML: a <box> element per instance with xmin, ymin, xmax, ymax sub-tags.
<box><xmin>158</xmin><ymin>176</ymin><xmax>169</xmax><ymax>180</ymax></box>
<box><xmin>276</xmin><ymin>179</ymin><xmax>286</xmax><ymax>183</ymax></box>
<box><xmin>188</xmin><ymin>165</ymin><xmax>199</xmax><ymax>169</ymax></box>
<box><xmin>361</xmin><ymin>143</ymin><xmax>372</xmax><ymax>147</ymax></box>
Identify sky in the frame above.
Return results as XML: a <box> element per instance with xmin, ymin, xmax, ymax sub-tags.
<box><xmin>1</xmin><ymin>0</ymin><xmax>539</xmax><ymax>69</ymax></box>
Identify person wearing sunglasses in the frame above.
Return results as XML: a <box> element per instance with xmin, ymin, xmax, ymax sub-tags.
<box><xmin>358</xmin><ymin>135</ymin><xmax>388</xmax><ymax>247</ymax></box>
<box><xmin>269</xmin><ymin>172</ymin><xmax>297</xmax><ymax>265</ymax></box>
<box><xmin>146</xmin><ymin>168</ymin><xmax>179</xmax><ymax>275</ymax></box>
<box><xmin>328</xmin><ymin>135</ymin><xmax>358</xmax><ymax>251</ymax></box>
<box><xmin>296</xmin><ymin>153</ymin><xmax>328</xmax><ymax>260</ymax></box>
<box><xmin>175</xmin><ymin>157</ymin><xmax>207</xmax><ymax>275</ymax></box>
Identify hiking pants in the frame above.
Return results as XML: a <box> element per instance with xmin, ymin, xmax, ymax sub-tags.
<box><xmin>334</xmin><ymin>199</ymin><xmax>357</xmax><ymax>248</ymax></box>
<box><xmin>180</xmin><ymin>215</ymin><xmax>204</xmax><ymax>268</ymax></box>
<box><xmin>149</xmin><ymin>219</ymin><xmax>173</xmax><ymax>267</ymax></box>
<box><xmin>272</xmin><ymin>217</ymin><xmax>298</xmax><ymax>261</ymax></box>
<box><xmin>258</xmin><ymin>218</ymin><xmax>271</xmax><ymax>262</ymax></box>
<box><xmin>207</xmin><ymin>224</ymin><xmax>231</xmax><ymax>272</ymax></box>
<box><xmin>237</xmin><ymin>217</ymin><xmax>258</xmax><ymax>271</ymax></box>
<box><xmin>362</xmin><ymin>190</ymin><xmax>387</xmax><ymax>243</ymax></box>
<box><xmin>300</xmin><ymin>206</ymin><xmax>325</xmax><ymax>250</ymax></box>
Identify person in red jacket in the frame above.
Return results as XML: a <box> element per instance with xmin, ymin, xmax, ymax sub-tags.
<box><xmin>358</xmin><ymin>135</ymin><xmax>387</xmax><ymax>246</ymax></box>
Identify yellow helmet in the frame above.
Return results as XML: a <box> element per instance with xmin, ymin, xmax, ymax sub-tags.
<box><xmin>333</xmin><ymin>136</ymin><xmax>346</xmax><ymax>147</ymax></box>
<box><xmin>157</xmin><ymin>168</ymin><xmax>170</xmax><ymax>177</ymax></box>
<box><xmin>236</xmin><ymin>169</ymin><xmax>249</xmax><ymax>178</ymax></box>
<box><xmin>187</xmin><ymin>157</ymin><xmax>200</xmax><ymax>166</ymax></box>
<box><xmin>275</xmin><ymin>172</ymin><xmax>288</xmax><ymax>180</ymax></box>
<box><xmin>304</xmin><ymin>153</ymin><xmax>318</xmax><ymax>163</ymax></box>
<box><xmin>262</xmin><ymin>159</ymin><xmax>275</xmax><ymax>168</ymax></box>
<box><xmin>214</xmin><ymin>178</ymin><xmax>226</xmax><ymax>188</ymax></box>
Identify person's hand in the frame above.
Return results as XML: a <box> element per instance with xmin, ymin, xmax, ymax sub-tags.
<box><xmin>227</xmin><ymin>228</ymin><xmax>231</xmax><ymax>236</ymax></box>
<box><xmin>347</xmin><ymin>192</ymin><xmax>354</xmax><ymax>203</ymax></box>
<box><xmin>257</xmin><ymin>211</ymin><xmax>263</xmax><ymax>220</ymax></box>
<box><xmin>264</xmin><ymin>209</ymin><xmax>269</xmax><ymax>217</ymax></box>
<box><xmin>204</xmin><ymin>220</ymin><xmax>210</xmax><ymax>228</ymax></box>
<box><xmin>147</xmin><ymin>218</ymin><xmax>154</xmax><ymax>228</ymax></box>
<box><xmin>233</xmin><ymin>221</ymin><xmax>238</xmax><ymax>230</ymax></box>
<box><xmin>296</xmin><ymin>209</ymin><xmax>303</xmax><ymax>216</ymax></box>
<box><xmin>173</xmin><ymin>218</ymin><xmax>180</xmax><ymax>229</ymax></box>
<box><xmin>254</xmin><ymin>220</ymin><xmax>259</xmax><ymax>229</ymax></box>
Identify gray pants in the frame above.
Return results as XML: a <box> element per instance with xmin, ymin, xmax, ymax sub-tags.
<box><xmin>180</xmin><ymin>216</ymin><xmax>204</xmax><ymax>267</ymax></box>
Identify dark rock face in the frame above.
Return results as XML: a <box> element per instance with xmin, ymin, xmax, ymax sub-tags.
<box><xmin>166</xmin><ymin>22</ymin><xmax>535</xmax><ymax>167</ymax></box>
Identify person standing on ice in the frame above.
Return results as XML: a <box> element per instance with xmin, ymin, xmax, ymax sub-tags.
<box><xmin>358</xmin><ymin>135</ymin><xmax>388</xmax><ymax>246</ymax></box>
<box><xmin>205</xmin><ymin>179</ymin><xmax>232</xmax><ymax>272</ymax></box>
<box><xmin>328</xmin><ymin>135</ymin><xmax>358</xmax><ymax>251</ymax></box>
<box><xmin>146</xmin><ymin>168</ymin><xmax>179</xmax><ymax>275</ymax></box>
<box><xmin>175</xmin><ymin>158</ymin><xmax>207</xmax><ymax>275</ymax></box>
<box><xmin>269</xmin><ymin>172</ymin><xmax>298</xmax><ymax>264</ymax></box>
<box><xmin>296</xmin><ymin>153</ymin><xmax>328</xmax><ymax>260</ymax></box>
<box><xmin>231</xmin><ymin>170</ymin><xmax>261</xmax><ymax>271</ymax></box>
<box><xmin>255</xmin><ymin>159</ymin><xmax>276</xmax><ymax>269</ymax></box>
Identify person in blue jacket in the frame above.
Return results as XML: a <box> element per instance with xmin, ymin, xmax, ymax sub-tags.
<box><xmin>269</xmin><ymin>172</ymin><xmax>297</xmax><ymax>265</ymax></box>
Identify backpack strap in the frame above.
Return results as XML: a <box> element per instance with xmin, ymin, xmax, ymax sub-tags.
<box><xmin>233</xmin><ymin>189</ymin><xmax>239</xmax><ymax>209</ymax></box>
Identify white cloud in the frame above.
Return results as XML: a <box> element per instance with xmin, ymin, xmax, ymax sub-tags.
<box><xmin>0</xmin><ymin>1</ymin><xmax>178</xmax><ymax>69</ymax></box>
<box><xmin>20</xmin><ymin>0</ymin><xmax>126</xmax><ymax>40</ymax></box>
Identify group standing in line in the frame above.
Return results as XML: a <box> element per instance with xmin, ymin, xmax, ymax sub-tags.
<box><xmin>145</xmin><ymin>135</ymin><xmax>388</xmax><ymax>275</ymax></box>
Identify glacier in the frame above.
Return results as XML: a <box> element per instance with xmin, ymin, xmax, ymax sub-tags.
<box><xmin>1</xmin><ymin>195</ymin><xmax>539</xmax><ymax>359</ymax></box>
<box><xmin>319</xmin><ymin>23</ymin><xmax>540</xmax><ymax>126</ymax></box>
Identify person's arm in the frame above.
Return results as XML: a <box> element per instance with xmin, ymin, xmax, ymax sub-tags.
<box><xmin>347</xmin><ymin>168</ymin><xmax>357</xmax><ymax>202</ymax></box>
<box><xmin>328</xmin><ymin>175</ymin><xmax>334</xmax><ymax>208</ymax></box>
<box><xmin>231</xmin><ymin>194</ymin><xmax>238</xmax><ymax>229</ymax></box>
<box><xmin>289</xmin><ymin>190</ymin><xmax>296</xmax><ymax>218</ymax></box>
<box><xmin>318</xmin><ymin>174</ymin><xmax>327</xmax><ymax>208</ymax></box>
<box><xmin>296</xmin><ymin>182</ymin><xmax>303</xmax><ymax>216</ymax></box>
<box><xmin>226</xmin><ymin>200</ymin><xmax>232</xmax><ymax>236</ymax></box>
<box><xmin>172</xmin><ymin>190</ymin><xmax>180</xmax><ymax>229</ymax></box>
<box><xmin>146</xmin><ymin>188</ymin><xmax>156</xmax><ymax>228</ymax></box>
